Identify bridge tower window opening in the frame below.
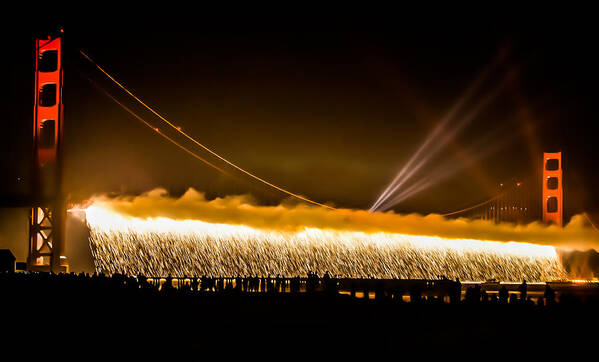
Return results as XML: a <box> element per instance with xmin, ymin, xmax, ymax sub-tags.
<box><xmin>546</xmin><ymin>158</ymin><xmax>559</xmax><ymax>171</ymax></box>
<box><xmin>547</xmin><ymin>177</ymin><xmax>559</xmax><ymax>190</ymax></box>
<box><xmin>39</xmin><ymin>83</ymin><xmax>57</xmax><ymax>107</ymax></box>
<box><xmin>547</xmin><ymin>196</ymin><xmax>558</xmax><ymax>213</ymax></box>
<box><xmin>39</xmin><ymin>120</ymin><xmax>55</xmax><ymax>149</ymax></box>
<box><xmin>38</xmin><ymin>50</ymin><xmax>58</xmax><ymax>73</ymax></box>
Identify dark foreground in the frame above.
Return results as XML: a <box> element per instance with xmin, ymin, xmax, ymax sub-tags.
<box><xmin>2</xmin><ymin>272</ymin><xmax>598</xmax><ymax>357</ymax></box>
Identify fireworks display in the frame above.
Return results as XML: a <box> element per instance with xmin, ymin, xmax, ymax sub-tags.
<box><xmin>86</xmin><ymin>204</ymin><xmax>568</xmax><ymax>282</ymax></box>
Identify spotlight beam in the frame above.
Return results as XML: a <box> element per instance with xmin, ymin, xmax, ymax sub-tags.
<box><xmin>370</xmin><ymin>48</ymin><xmax>515</xmax><ymax>212</ymax></box>
<box><xmin>371</xmin><ymin>62</ymin><xmax>520</xmax><ymax>213</ymax></box>
<box><xmin>369</xmin><ymin>59</ymin><xmax>502</xmax><ymax>212</ymax></box>
<box><xmin>370</xmin><ymin>82</ymin><xmax>480</xmax><ymax>212</ymax></box>
<box><xmin>372</xmin><ymin>85</ymin><xmax>503</xmax><ymax>212</ymax></box>
<box><xmin>376</xmin><ymin>127</ymin><xmax>520</xmax><ymax>211</ymax></box>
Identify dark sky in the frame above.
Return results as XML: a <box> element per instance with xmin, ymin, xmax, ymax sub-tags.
<box><xmin>4</xmin><ymin>14</ymin><xmax>599</xmax><ymax>219</ymax></box>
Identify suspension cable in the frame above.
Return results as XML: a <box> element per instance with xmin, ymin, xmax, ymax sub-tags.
<box><xmin>440</xmin><ymin>192</ymin><xmax>506</xmax><ymax>217</ymax></box>
<box><xmin>81</xmin><ymin>73</ymin><xmax>228</xmax><ymax>175</ymax></box>
<box><xmin>80</xmin><ymin>50</ymin><xmax>334</xmax><ymax>210</ymax></box>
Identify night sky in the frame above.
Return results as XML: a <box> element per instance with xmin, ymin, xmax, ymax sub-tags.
<box><xmin>5</xmin><ymin>15</ymin><xmax>599</xmax><ymax>219</ymax></box>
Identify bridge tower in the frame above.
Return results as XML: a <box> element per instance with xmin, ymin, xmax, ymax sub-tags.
<box><xmin>542</xmin><ymin>152</ymin><xmax>563</xmax><ymax>227</ymax></box>
<box><xmin>28</xmin><ymin>33</ymin><xmax>68</xmax><ymax>272</ymax></box>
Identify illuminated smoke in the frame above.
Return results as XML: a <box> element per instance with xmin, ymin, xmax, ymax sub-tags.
<box><xmin>559</xmin><ymin>249</ymin><xmax>599</xmax><ymax>280</ymax></box>
<box><xmin>80</xmin><ymin>188</ymin><xmax>599</xmax><ymax>281</ymax></box>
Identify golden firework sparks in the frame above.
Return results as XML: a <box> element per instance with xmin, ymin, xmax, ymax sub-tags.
<box><xmin>85</xmin><ymin>204</ymin><xmax>567</xmax><ymax>282</ymax></box>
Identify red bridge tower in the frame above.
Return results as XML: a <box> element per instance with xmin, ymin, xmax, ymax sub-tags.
<box><xmin>28</xmin><ymin>33</ymin><xmax>68</xmax><ymax>272</ymax></box>
<box><xmin>542</xmin><ymin>152</ymin><xmax>563</xmax><ymax>227</ymax></box>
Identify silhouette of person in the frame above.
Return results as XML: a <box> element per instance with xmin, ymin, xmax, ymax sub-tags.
<box><xmin>323</xmin><ymin>271</ymin><xmax>331</xmax><ymax>290</ymax></box>
<box><xmin>498</xmin><ymin>286</ymin><xmax>509</xmax><ymax>304</ymax></box>
<box><xmin>162</xmin><ymin>275</ymin><xmax>174</xmax><ymax>295</ymax></box>
<box><xmin>450</xmin><ymin>278</ymin><xmax>461</xmax><ymax>304</ymax></box>
<box><xmin>481</xmin><ymin>289</ymin><xmax>488</xmax><ymax>303</ymax></box>
<box><xmin>544</xmin><ymin>284</ymin><xmax>555</xmax><ymax>305</ymax></box>
<box><xmin>518</xmin><ymin>279</ymin><xmax>527</xmax><ymax>302</ymax></box>
<box><xmin>536</xmin><ymin>296</ymin><xmax>545</xmax><ymax>307</ymax></box>
<box><xmin>275</xmin><ymin>274</ymin><xmax>281</xmax><ymax>293</ymax></box>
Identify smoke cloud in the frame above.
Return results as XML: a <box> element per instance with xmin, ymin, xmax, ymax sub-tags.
<box><xmin>86</xmin><ymin>188</ymin><xmax>599</xmax><ymax>252</ymax></box>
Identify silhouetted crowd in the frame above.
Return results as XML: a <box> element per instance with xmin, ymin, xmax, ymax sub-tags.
<box><xmin>1</xmin><ymin>270</ymin><xmax>595</xmax><ymax>306</ymax></box>
<box><xmin>4</xmin><ymin>269</ymin><xmax>599</xmax><ymax>355</ymax></box>
<box><xmin>462</xmin><ymin>280</ymin><xmax>556</xmax><ymax>306</ymax></box>
<box><xmin>0</xmin><ymin>270</ymin><xmax>342</xmax><ymax>297</ymax></box>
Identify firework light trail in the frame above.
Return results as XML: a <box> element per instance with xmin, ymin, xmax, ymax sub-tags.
<box><xmin>79</xmin><ymin>189</ymin><xmax>599</xmax><ymax>282</ymax></box>
<box><xmin>85</xmin><ymin>206</ymin><xmax>565</xmax><ymax>281</ymax></box>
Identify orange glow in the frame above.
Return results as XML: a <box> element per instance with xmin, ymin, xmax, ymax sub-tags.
<box><xmin>86</xmin><ymin>203</ymin><xmax>567</xmax><ymax>281</ymax></box>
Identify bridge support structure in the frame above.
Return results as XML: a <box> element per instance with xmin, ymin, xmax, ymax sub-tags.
<box><xmin>28</xmin><ymin>34</ymin><xmax>68</xmax><ymax>272</ymax></box>
<box><xmin>542</xmin><ymin>152</ymin><xmax>563</xmax><ymax>227</ymax></box>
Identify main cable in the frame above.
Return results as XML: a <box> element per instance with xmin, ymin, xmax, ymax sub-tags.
<box><xmin>440</xmin><ymin>192</ymin><xmax>506</xmax><ymax>217</ymax></box>
<box><xmin>80</xmin><ymin>50</ymin><xmax>334</xmax><ymax>210</ymax></box>
<box><xmin>81</xmin><ymin>72</ymin><xmax>228</xmax><ymax>175</ymax></box>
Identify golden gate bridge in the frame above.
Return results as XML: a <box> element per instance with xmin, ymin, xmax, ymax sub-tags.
<box><xmin>18</xmin><ymin>32</ymin><xmax>565</xmax><ymax>275</ymax></box>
